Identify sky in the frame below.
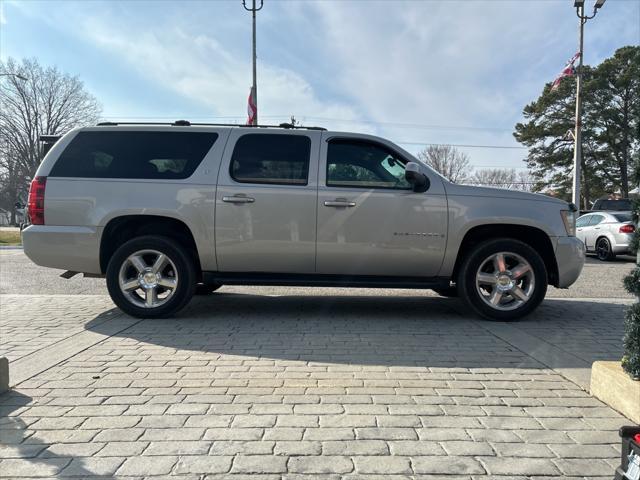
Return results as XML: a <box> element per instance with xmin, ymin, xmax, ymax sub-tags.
<box><xmin>0</xmin><ymin>0</ymin><xmax>638</xmax><ymax>171</ymax></box>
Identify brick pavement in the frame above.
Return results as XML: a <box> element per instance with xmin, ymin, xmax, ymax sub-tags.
<box><xmin>0</xmin><ymin>291</ymin><xmax>634</xmax><ymax>478</ymax></box>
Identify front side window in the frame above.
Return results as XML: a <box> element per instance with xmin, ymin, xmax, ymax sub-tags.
<box><xmin>576</xmin><ymin>216</ymin><xmax>591</xmax><ymax>228</ymax></box>
<box><xmin>50</xmin><ymin>131</ymin><xmax>218</xmax><ymax>179</ymax></box>
<box><xmin>327</xmin><ymin>139</ymin><xmax>411</xmax><ymax>189</ymax></box>
<box><xmin>230</xmin><ymin>134</ymin><xmax>311</xmax><ymax>185</ymax></box>
<box><xmin>589</xmin><ymin>214</ymin><xmax>604</xmax><ymax>226</ymax></box>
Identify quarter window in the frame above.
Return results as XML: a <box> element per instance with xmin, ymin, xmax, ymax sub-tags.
<box><xmin>327</xmin><ymin>139</ymin><xmax>411</xmax><ymax>189</ymax></box>
<box><xmin>230</xmin><ymin>134</ymin><xmax>311</xmax><ymax>185</ymax></box>
<box><xmin>50</xmin><ymin>131</ymin><xmax>218</xmax><ymax>179</ymax></box>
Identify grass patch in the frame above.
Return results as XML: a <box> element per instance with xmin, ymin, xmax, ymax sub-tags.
<box><xmin>0</xmin><ymin>230</ymin><xmax>21</xmax><ymax>246</ymax></box>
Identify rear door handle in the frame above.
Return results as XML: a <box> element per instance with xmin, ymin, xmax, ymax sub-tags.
<box><xmin>222</xmin><ymin>195</ymin><xmax>255</xmax><ymax>204</ymax></box>
<box><xmin>324</xmin><ymin>199</ymin><xmax>356</xmax><ymax>208</ymax></box>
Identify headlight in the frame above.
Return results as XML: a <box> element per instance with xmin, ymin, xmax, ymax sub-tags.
<box><xmin>561</xmin><ymin>210</ymin><xmax>576</xmax><ymax>236</ymax></box>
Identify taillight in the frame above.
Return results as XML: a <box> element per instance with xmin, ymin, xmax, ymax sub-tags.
<box><xmin>27</xmin><ymin>176</ymin><xmax>47</xmax><ymax>225</ymax></box>
<box><xmin>620</xmin><ymin>224</ymin><xmax>635</xmax><ymax>234</ymax></box>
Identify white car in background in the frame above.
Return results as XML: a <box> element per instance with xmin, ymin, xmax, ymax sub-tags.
<box><xmin>576</xmin><ymin>211</ymin><xmax>636</xmax><ymax>261</ymax></box>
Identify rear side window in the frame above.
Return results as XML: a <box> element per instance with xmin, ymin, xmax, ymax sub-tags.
<box><xmin>230</xmin><ymin>134</ymin><xmax>311</xmax><ymax>185</ymax></box>
<box><xmin>50</xmin><ymin>131</ymin><xmax>218</xmax><ymax>179</ymax></box>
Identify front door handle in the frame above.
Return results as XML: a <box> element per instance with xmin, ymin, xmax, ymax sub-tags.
<box><xmin>222</xmin><ymin>195</ymin><xmax>255</xmax><ymax>204</ymax></box>
<box><xmin>324</xmin><ymin>199</ymin><xmax>356</xmax><ymax>208</ymax></box>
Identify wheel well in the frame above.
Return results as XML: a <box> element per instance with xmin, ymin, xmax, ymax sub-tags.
<box><xmin>100</xmin><ymin>215</ymin><xmax>202</xmax><ymax>278</ymax></box>
<box><xmin>452</xmin><ymin>224</ymin><xmax>559</xmax><ymax>286</ymax></box>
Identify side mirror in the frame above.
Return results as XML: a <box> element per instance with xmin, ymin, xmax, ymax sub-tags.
<box><xmin>405</xmin><ymin>162</ymin><xmax>430</xmax><ymax>193</ymax></box>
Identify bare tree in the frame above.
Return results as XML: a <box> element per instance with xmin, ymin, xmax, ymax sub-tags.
<box><xmin>0</xmin><ymin>58</ymin><xmax>101</xmax><ymax>224</ymax></box>
<box><xmin>417</xmin><ymin>145</ymin><xmax>471</xmax><ymax>183</ymax></box>
<box><xmin>469</xmin><ymin>168</ymin><xmax>534</xmax><ymax>192</ymax></box>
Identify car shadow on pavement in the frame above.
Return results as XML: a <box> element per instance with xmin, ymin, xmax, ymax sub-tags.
<box><xmin>0</xmin><ymin>391</ymin><xmax>116</xmax><ymax>478</ymax></box>
<box><xmin>84</xmin><ymin>293</ymin><xmax>627</xmax><ymax>370</ymax></box>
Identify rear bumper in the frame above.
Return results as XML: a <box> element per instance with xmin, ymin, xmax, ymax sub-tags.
<box><xmin>612</xmin><ymin>244</ymin><xmax>632</xmax><ymax>254</ymax></box>
<box><xmin>22</xmin><ymin>225</ymin><xmax>102</xmax><ymax>274</ymax></box>
<box><xmin>554</xmin><ymin>236</ymin><xmax>585</xmax><ymax>288</ymax></box>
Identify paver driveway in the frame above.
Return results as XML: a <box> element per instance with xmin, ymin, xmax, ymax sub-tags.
<box><xmin>0</xmin><ymin>288</ymin><xmax>634</xmax><ymax>479</ymax></box>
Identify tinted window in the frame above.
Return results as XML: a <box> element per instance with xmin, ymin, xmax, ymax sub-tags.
<box><xmin>613</xmin><ymin>213</ymin><xmax>632</xmax><ymax>223</ymax></box>
<box><xmin>327</xmin><ymin>139</ymin><xmax>411</xmax><ymax>189</ymax></box>
<box><xmin>594</xmin><ymin>199</ymin><xmax>631</xmax><ymax>211</ymax></box>
<box><xmin>589</xmin><ymin>214</ymin><xmax>604</xmax><ymax>226</ymax></box>
<box><xmin>50</xmin><ymin>131</ymin><xmax>218</xmax><ymax>179</ymax></box>
<box><xmin>230</xmin><ymin>134</ymin><xmax>311</xmax><ymax>185</ymax></box>
<box><xmin>576</xmin><ymin>216</ymin><xmax>591</xmax><ymax>228</ymax></box>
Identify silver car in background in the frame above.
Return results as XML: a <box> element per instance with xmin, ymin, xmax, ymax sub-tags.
<box><xmin>576</xmin><ymin>211</ymin><xmax>636</xmax><ymax>261</ymax></box>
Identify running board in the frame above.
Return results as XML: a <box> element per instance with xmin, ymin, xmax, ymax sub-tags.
<box><xmin>202</xmin><ymin>272</ymin><xmax>449</xmax><ymax>290</ymax></box>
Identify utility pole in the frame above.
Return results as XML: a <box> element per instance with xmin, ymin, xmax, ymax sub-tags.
<box><xmin>572</xmin><ymin>0</ymin><xmax>606</xmax><ymax>210</ymax></box>
<box><xmin>242</xmin><ymin>0</ymin><xmax>263</xmax><ymax>126</ymax></box>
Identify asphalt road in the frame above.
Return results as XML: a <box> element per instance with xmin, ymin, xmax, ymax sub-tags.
<box><xmin>0</xmin><ymin>249</ymin><xmax>634</xmax><ymax>298</ymax></box>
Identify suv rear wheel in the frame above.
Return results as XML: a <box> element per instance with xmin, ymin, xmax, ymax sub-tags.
<box><xmin>106</xmin><ymin>235</ymin><xmax>197</xmax><ymax>318</ymax></box>
<box><xmin>458</xmin><ymin>239</ymin><xmax>547</xmax><ymax>321</ymax></box>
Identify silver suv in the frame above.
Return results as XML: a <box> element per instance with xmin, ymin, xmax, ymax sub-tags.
<box><xmin>22</xmin><ymin>122</ymin><xmax>585</xmax><ymax>320</ymax></box>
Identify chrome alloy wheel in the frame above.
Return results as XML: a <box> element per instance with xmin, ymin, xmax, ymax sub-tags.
<box><xmin>118</xmin><ymin>249</ymin><xmax>178</xmax><ymax>309</ymax></box>
<box><xmin>475</xmin><ymin>251</ymin><xmax>535</xmax><ymax>311</ymax></box>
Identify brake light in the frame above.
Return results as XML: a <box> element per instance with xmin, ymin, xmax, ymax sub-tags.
<box><xmin>27</xmin><ymin>176</ymin><xmax>46</xmax><ymax>225</ymax></box>
<box><xmin>620</xmin><ymin>224</ymin><xmax>635</xmax><ymax>234</ymax></box>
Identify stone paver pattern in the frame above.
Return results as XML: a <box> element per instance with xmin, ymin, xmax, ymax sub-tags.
<box><xmin>0</xmin><ymin>295</ymin><xmax>117</xmax><ymax>363</ymax></box>
<box><xmin>0</xmin><ymin>288</ymin><xmax>633</xmax><ymax>478</ymax></box>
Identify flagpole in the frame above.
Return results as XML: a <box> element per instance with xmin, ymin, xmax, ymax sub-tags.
<box><xmin>572</xmin><ymin>4</ymin><xmax>585</xmax><ymax>210</ymax></box>
<box><xmin>243</xmin><ymin>0</ymin><xmax>263</xmax><ymax>126</ymax></box>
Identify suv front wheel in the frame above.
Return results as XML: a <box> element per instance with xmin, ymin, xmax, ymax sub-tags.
<box><xmin>106</xmin><ymin>235</ymin><xmax>197</xmax><ymax>318</ymax></box>
<box><xmin>458</xmin><ymin>239</ymin><xmax>547</xmax><ymax>321</ymax></box>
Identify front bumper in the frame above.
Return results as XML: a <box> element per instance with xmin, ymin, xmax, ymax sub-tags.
<box><xmin>554</xmin><ymin>236</ymin><xmax>586</xmax><ymax>288</ymax></box>
<box><xmin>22</xmin><ymin>225</ymin><xmax>102</xmax><ymax>274</ymax></box>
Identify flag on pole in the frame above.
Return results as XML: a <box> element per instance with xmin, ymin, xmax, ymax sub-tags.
<box><xmin>246</xmin><ymin>87</ymin><xmax>257</xmax><ymax>125</ymax></box>
<box><xmin>551</xmin><ymin>52</ymin><xmax>580</xmax><ymax>91</ymax></box>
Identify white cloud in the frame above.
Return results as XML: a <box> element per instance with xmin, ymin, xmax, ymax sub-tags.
<box><xmin>7</xmin><ymin>0</ymin><xmax>638</xmax><ymax>170</ymax></box>
<box><xmin>76</xmin><ymin>14</ymin><xmax>363</xmax><ymax>131</ymax></box>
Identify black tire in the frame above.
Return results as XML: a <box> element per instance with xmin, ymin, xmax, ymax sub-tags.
<box><xmin>433</xmin><ymin>285</ymin><xmax>458</xmax><ymax>297</ymax></box>
<box><xmin>595</xmin><ymin>237</ymin><xmax>615</xmax><ymax>261</ymax></box>
<box><xmin>457</xmin><ymin>238</ymin><xmax>547</xmax><ymax>321</ymax></box>
<box><xmin>106</xmin><ymin>235</ymin><xmax>197</xmax><ymax>318</ymax></box>
<box><xmin>195</xmin><ymin>283</ymin><xmax>222</xmax><ymax>295</ymax></box>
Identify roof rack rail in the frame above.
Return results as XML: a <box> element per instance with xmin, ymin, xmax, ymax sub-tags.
<box><xmin>95</xmin><ymin>120</ymin><xmax>326</xmax><ymax>131</ymax></box>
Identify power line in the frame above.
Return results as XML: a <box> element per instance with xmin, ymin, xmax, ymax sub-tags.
<box><xmin>397</xmin><ymin>141</ymin><xmax>526</xmax><ymax>150</ymax></box>
<box><xmin>100</xmin><ymin>114</ymin><xmax>514</xmax><ymax>132</ymax></box>
<box><xmin>98</xmin><ymin>115</ymin><xmax>527</xmax><ymax>150</ymax></box>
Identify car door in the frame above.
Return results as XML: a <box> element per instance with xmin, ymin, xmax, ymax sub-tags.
<box><xmin>584</xmin><ymin>214</ymin><xmax>604</xmax><ymax>250</ymax></box>
<box><xmin>315</xmin><ymin>134</ymin><xmax>447</xmax><ymax>277</ymax></box>
<box><xmin>215</xmin><ymin>130</ymin><xmax>320</xmax><ymax>273</ymax></box>
<box><xmin>575</xmin><ymin>215</ymin><xmax>591</xmax><ymax>247</ymax></box>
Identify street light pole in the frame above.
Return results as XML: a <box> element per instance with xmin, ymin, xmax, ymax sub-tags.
<box><xmin>242</xmin><ymin>0</ymin><xmax>264</xmax><ymax>126</ymax></box>
<box><xmin>572</xmin><ymin>0</ymin><xmax>606</xmax><ymax>211</ymax></box>
<box><xmin>572</xmin><ymin>3</ymin><xmax>585</xmax><ymax>210</ymax></box>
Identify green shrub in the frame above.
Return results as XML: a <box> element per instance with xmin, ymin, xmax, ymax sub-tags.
<box><xmin>622</xmin><ymin>303</ymin><xmax>640</xmax><ymax>379</ymax></box>
<box><xmin>622</xmin><ymin>185</ymin><xmax>640</xmax><ymax>379</ymax></box>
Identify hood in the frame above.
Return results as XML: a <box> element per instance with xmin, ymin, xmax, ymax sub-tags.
<box><xmin>444</xmin><ymin>183</ymin><xmax>569</xmax><ymax>207</ymax></box>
